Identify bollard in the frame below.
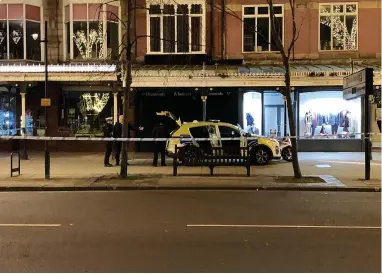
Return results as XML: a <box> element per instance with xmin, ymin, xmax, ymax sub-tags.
<box><xmin>45</xmin><ymin>148</ymin><xmax>50</xmax><ymax>179</ymax></box>
<box><xmin>10</xmin><ymin>151</ymin><xmax>21</xmax><ymax>177</ymax></box>
<box><xmin>22</xmin><ymin>139</ymin><xmax>29</xmax><ymax>160</ymax></box>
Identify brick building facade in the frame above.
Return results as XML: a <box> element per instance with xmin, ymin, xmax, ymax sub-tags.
<box><xmin>0</xmin><ymin>0</ymin><xmax>381</xmax><ymax>152</ymax></box>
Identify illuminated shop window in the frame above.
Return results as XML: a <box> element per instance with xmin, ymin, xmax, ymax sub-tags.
<box><xmin>0</xmin><ymin>3</ymin><xmax>41</xmax><ymax>61</ymax></box>
<box><xmin>243</xmin><ymin>91</ymin><xmax>262</xmax><ymax>135</ymax></box>
<box><xmin>62</xmin><ymin>91</ymin><xmax>112</xmax><ymax>137</ymax></box>
<box><xmin>0</xmin><ymin>92</ymin><xmax>16</xmax><ymax>136</ymax></box>
<box><xmin>319</xmin><ymin>3</ymin><xmax>358</xmax><ymax>51</ymax></box>
<box><xmin>299</xmin><ymin>91</ymin><xmax>361</xmax><ymax>139</ymax></box>
<box><xmin>64</xmin><ymin>1</ymin><xmax>120</xmax><ymax>60</ymax></box>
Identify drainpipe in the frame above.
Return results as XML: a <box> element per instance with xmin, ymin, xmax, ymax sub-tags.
<box><xmin>221</xmin><ymin>0</ymin><xmax>225</xmax><ymax>60</ymax></box>
<box><xmin>210</xmin><ymin>0</ymin><xmax>214</xmax><ymax>62</ymax></box>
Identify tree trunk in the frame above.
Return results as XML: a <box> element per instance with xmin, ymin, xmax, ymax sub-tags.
<box><xmin>120</xmin><ymin>0</ymin><xmax>132</xmax><ymax>178</ymax></box>
<box><xmin>284</xmin><ymin>59</ymin><xmax>302</xmax><ymax>178</ymax></box>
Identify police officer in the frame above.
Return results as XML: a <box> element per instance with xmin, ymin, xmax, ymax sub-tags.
<box><xmin>113</xmin><ymin>115</ymin><xmax>144</xmax><ymax>166</ymax></box>
<box><xmin>152</xmin><ymin>120</ymin><xmax>167</xmax><ymax>167</ymax></box>
<box><xmin>103</xmin><ymin>117</ymin><xmax>113</xmax><ymax>167</ymax></box>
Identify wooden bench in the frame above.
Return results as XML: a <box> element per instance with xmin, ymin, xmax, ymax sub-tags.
<box><xmin>173</xmin><ymin>145</ymin><xmax>251</xmax><ymax>176</ymax></box>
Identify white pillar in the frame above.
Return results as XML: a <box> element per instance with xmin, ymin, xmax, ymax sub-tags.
<box><xmin>113</xmin><ymin>92</ymin><xmax>118</xmax><ymax>124</ymax></box>
<box><xmin>20</xmin><ymin>92</ymin><xmax>26</xmax><ymax>136</ymax></box>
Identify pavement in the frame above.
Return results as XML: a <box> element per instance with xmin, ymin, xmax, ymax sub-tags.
<box><xmin>0</xmin><ymin>152</ymin><xmax>381</xmax><ymax>191</ymax></box>
<box><xmin>0</xmin><ymin>190</ymin><xmax>380</xmax><ymax>272</ymax></box>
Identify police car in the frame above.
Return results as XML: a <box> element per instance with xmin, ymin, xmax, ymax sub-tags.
<box><xmin>157</xmin><ymin>111</ymin><xmax>281</xmax><ymax>165</ymax></box>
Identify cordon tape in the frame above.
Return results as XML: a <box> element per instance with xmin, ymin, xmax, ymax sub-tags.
<box><xmin>0</xmin><ymin>133</ymin><xmax>381</xmax><ymax>142</ymax></box>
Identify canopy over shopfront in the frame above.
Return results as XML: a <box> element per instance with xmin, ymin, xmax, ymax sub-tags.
<box><xmin>130</xmin><ymin>64</ymin><xmax>381</xmax><ymax>88</ymax></box>
<box><xmin>0</xmin><ymin>63</ymin><xmax>380</xmax><ymax>87</ymax></box>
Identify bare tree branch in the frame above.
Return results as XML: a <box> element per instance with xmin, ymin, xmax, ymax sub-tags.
<box><xmin>267</xmin><ymin>0</ymin><xmax>286</xmax><ymax>60</ymax></box>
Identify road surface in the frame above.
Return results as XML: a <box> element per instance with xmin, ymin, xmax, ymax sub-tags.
<box><xmin>0</xmin><ymin>190</ymin><xmax>380</xmax><ymax>272</ymax></box>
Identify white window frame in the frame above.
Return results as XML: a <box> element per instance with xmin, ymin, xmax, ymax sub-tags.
<box><xmin>0</xmin><ymin>0</ymin><xmax>43</xmax><ymax>61</ymax></box>
<box><xmin>63</xmin><ymin>0</ymin><xmax>121</xmax><ymax>61</ymax></box>
<box><xmin>146</xmin><ymin>0</ymin><xmax>206</xmax><ymax>55</ymax></box>
<box><xmin>318</xmin><ymin>2</ymin><xmax>359</xmax><ymax>52</ymax></box>
<box><xmin>242</xmin><ymin>4</ymin><xmax>284</xmax><ymax>53</ymax></box>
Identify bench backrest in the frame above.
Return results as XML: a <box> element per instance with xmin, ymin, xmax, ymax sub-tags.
<box><xmin>176</xmin><ymin>145</ymin><xmax>250</xmax><ymax>166</ymax></box>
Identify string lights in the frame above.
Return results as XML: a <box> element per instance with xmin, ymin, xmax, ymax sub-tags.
<box><xmin>320</xmin><ymin>4</ymin><xmax>357</xmax><ymax>50</ymax></box>
<box><xmin>79</xmin><ymin>93</ymin><xmax>110</xmax><ymax>114</ymax></box>
<box><xmin>73</xmin><ymin>21</ymin><xmax>104</xmax><ymax>59</ymax></box>
<box><xmin>0</xmin><ymin>64</ymin><xmax>116</xmax><ymax>73</ymax></box>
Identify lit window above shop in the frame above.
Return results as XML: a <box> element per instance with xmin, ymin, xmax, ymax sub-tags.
<box><xmin>0</xmin><ymin>2</ymin><xmax>42</xmax><ymax>61</ymax></box>
<box><xmin>64</xmin><ymin>0</ymin><xmax>120</xmax><ymax>61</ymax></box>
<box><xmin>319</xmin><ymin>3</ymin><xmax>358</xmax><ymax>51</ymax></box>
<box><xmin>242</xmin><ymin>5</ymin><xmax>284</xmax><ymax>53</ymax></box>
<box><xmin>147</xmin><ymin>0</ymin><xmax>206</xmax><ymax>54</ymax></box>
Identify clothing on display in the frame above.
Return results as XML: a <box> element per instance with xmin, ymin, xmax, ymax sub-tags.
<box><xmin>304</xmin><ymin>111</ymin><xmax>312</xmax><ymax>137</ymax></box>
<box><xmin>245</xmin><ymin>113</ymin><xmax>260</xmax><ymax>135</ymax></box>
<box><xmin>304</xmin><ymin>109</ymin><xmax>355</xmax><ymax>138</ymax></box>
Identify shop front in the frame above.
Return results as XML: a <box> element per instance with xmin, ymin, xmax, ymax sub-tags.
<box><xmin>297</xmin><ymin>88</ymin><xmax>362</xmax><ymax>152</ymax></box>
<box><xmin>135</xmin><ymin>87</ymin><xmax>239</xmax><ymax>152</ymax></box>
<box><xmin>239</xmin><ymin>87</ymin><xmax>363</xmax><ymax>152</ymax></box>
<box><xmin>0</xmin><ymin>84</ymin><xmax>120</xmax><ymax>152</ymax></box>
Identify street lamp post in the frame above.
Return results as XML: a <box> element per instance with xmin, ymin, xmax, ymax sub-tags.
<box><xmin>34</xmin><ymin>21</ymin><xmax>50</xmax><ymax>179</ymax></box>
<box><xmin>43</xmin><ymin>21</ymin><xmax>50</xmax><ymax>179</ymax></box>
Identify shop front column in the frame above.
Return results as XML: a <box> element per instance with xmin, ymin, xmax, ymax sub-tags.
<box><xmin>20</xmin><ymin>84</ymin><xmax>28</xmax><ymax>160</ymax></box>
<box><xmin>113</xmin><ymin>91</ymin><xmax>118</xmax><ymax>123</ymax></box>
<box><xmin>20</xmin><ymin>90</ymin><xmax>26</xmax><ymax>136</ymax></box>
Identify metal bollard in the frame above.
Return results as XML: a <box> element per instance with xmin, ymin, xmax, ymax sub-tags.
<box><xmin>10</xmin><ymin>151</ymin><xmax>21</xmax><ymax>177</ymax></box>
<box><xmin>45</xmin><ymin>148</ymin><xmax>50</xmax><ymax>179</ymax></box>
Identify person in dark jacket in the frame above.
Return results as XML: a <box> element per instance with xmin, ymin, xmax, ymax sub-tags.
<box><xmin>103</xmin><ymin>117</ymin><xmax>114</xmax><ymax>167</ymax></box>
<box><xmin>113</xmin><ymin>115</ymin><xmax>144</xmax><ymax>165</ymax></box>
<box><xmin>152</xmin><ymin>121</ymin><xmax>167</xmax><ymax>167</ymax></box>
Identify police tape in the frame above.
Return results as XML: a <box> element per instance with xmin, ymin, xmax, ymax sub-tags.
<box><xmin>0</xmin><ymin>133</ymin><xmax>381</xmax><ymax>142</ymax></box>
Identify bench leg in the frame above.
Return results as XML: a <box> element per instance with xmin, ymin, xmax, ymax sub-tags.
<box><xmin>247</xmin><ymin>166</ymin><xmax>250</xmax><ymax>177</ymax></box>
<box><xmin>173</xmin><ymin>161</ymin><xmax>177</xmax><ymax>176</ymax></box>
<box><xmin>209</xmin><ymin>166</ymin><xmax>214</xmax><ymax>176</ymax></box>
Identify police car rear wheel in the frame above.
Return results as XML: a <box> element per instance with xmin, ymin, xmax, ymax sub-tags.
<box><xmin>282</xmin><ymin>147</ymin><xmax>293</xmax><ymax>162</ymax></box>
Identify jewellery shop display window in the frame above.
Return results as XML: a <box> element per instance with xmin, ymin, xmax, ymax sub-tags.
<box><xmin>299</xmin><ymin>91</ymin><xmax>361</xmax><ymax>139</ymax></box>
<box><xmin>0</xmin><ymin>93</ymin><xmax>16</xmax><ymax>136</ymax></box>
<box><xmin>62</xmin><ymin>91</ymin><xmax>112</xmax><ymax>137</ymax></box>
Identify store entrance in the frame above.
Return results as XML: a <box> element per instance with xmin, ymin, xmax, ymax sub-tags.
<box><xmin>135</xmin><ymin>88</ymin><xmax>239</xmax><ymax>152</ymax></box>
<box><xmin>264</xmin><ymin>105</ymin><xmax>285</xmax><ymax>137</ymax></box>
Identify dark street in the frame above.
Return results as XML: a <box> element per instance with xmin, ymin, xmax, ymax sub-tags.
<box><xmin>0</xmin><ymin>190</ymin><xmax>380</xmax><ymax>272</ymax></box>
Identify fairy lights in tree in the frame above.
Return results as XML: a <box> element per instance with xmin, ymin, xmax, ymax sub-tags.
<box><xmin>78</xmin><ymin>93</ymin><xmax>110</xmax><ymax>115</ymax></box>
<box><xmin>320</xmin><ymin>4</ymin><xmax>357</xmax><ymax>50</ymax></box>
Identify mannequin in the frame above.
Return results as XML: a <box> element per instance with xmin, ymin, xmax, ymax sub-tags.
<box><xmin>304</xmin><ymin>110</ymin><xmax>313</xmax><ymax>137</ymax></box>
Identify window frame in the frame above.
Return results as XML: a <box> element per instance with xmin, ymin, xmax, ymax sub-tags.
<box><xmin>318</xmin><ymin>2</ymin><xmax>359</xmax><ymax>52</ymax></box>
<box><xmin>218</xmin><ymin>125</ymin><xmax>241</xmax><ymax>138</ymax></box>
<box><xmin>0</xmin><ymin>1</ymin><xmax>43</xmax><ymax>61</ymax></box>
<box><xmin>146</xmin><ymin>0</ymin><xmax>206</xmax><ymax>55</ymax></box>
<box><xmin>241</xmin><ymin>4</ymin><xmax>284</xmax><ymax>54</ymax></box>
<box><xmin>63</xmin><ymin>0</ymin><xmax>121</xmax><ymax>61</ymax></box>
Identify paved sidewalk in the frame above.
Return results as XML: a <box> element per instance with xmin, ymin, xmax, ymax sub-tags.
<box><xmin>0</xmin><ymin>152</ymin><xmax>380</xmax><ymax>191</ymax></box>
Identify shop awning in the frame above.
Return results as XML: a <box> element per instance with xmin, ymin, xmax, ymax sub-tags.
<box><xmin>0</xmin><ymin>63</ymin><xmax>380</xmax><ymax>88</ymax></box>
<box><xmin>131</xmin><ymin>63</ymin><xmax>381</xmax><ymax>88</ymax></box>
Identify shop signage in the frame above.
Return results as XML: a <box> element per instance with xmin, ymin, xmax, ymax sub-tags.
<box><xmin>140</xmin><ymin>92</ymin><xmax>166</xmax><ymax>97</ymax></box>
<box><xmin>173</xmin><ymin>91</ymin><xmax>192</xmax><ymax>96</ymax></box>
<box><xmin>208</xmin><ymin>91</ymin><xmax>225</xmax><ymax>96</ymax></box>
<box><xmin>41</xmin><ymin>98</ymin><xmax>51</xmax><ymax>107</ymax></box>
<box><xmin>343</xmin><ymin>69</ymin><xmax>366</xmax><ymax>100</ymax></box>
